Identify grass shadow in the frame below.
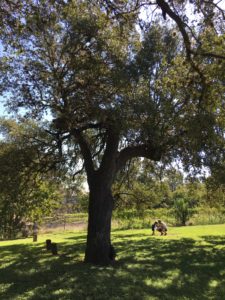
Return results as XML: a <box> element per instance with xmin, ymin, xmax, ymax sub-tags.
<box><xmin>0</xmin><ymin>232</ymin><xmax>225</xmax><ymax>299</ymax></box>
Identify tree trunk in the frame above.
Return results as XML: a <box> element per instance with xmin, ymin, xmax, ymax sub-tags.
<box><xmin>84</xmin><ymin>178</ymin><xmax>114</xmax><ymax>265</ymax></box>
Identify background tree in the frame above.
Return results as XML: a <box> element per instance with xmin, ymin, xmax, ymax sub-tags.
<box><xmin>0</xmin><ymin>0</ymin><xmax>224</xmax><ymax>264</ymax></box>
<box><xmin>173</xmin><ymin>198</ymin><xmax>194</xmax><ymax>226</ymax></box>
<box><xmin>113</xmin><ymin>158</ymin><xmax>173</xmax><ymax>210</ymax></box>
<box><xmin>0</xmin><ymin>119</ymin><xmax>62</xmax><ymax>239</ymax></box>
<box><xmin>204</xmin><ymin>175</ymin><xmax>225</xmax><ymax>209</ymax></box>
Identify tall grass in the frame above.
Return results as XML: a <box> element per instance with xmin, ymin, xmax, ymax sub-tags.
<box><xmin>191</xmin><ymin>206</ymin><xmax>225</xmax><ymax>225</ymax></box>
<box><xmin>38</xmin><ymin>206</ymin><xmax>225</xmax><ymax>233</ymax></box>
<box><xmin>113</xmin><ymin>208</ymin><xmax>174</xmax><ymax>229</ymax></box>
<box><xmin>112</xmin><ymin>207</ymin><xmax>225</xmax><ymax>229</ymax></box>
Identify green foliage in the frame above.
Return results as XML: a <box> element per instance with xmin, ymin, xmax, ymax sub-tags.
<box><xmin>113</xmin><ymin>208</ymin><xmax>174</xmax><ymax>229</ymax></box>
<box><xmin>173</xmin><ymin>198</ymin><xmax>194</xmax><ymax>226</ymax></box>
<box><xmin>0</xmin><ymin>119</ymin><xmax>62</xmax><ymax>239</ymax></box>
<box><xmin>204</xmin><ymin>175</ymin><xmax>225</xmax><ymax>208</ymax></box>
<box><xmin>113</xmin><ymin>160</ymin><xmax>208</xmax><ymax>212</ymax></box>
<box><xmin>191</xmin><ymin>206</ymin><xmax>225</xmax><ymax>225</ymax></box>
<box><xmin>113</xmin><ymin>159</ymin><xmax>173</xmax><ymax>210</ymax></box>
<box><xmin>113</xmin><ymin>205</ymin><xmax>225</xmax><ymax>228</ymax></box>
<box><xmin>77</xmin><ymin>192</ymin><xmax>89</xmax><ymax>212</ymax></box>
<box><xmin>1</xmin><ymin>1</ymin><xmax>224</xmax><ymax>175</ymax></box>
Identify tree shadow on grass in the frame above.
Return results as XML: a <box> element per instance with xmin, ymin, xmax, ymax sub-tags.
<box><xmin>202</xmin><ymin>235</ymin><xmax>225</xmax><ymax>247</ymax></box>
<box><xmin>0</xmin><ymin>233</ymin><xmax>225</xmax><ymax>300</ymax></box>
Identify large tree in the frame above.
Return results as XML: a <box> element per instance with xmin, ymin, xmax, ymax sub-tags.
<box><xmin>1</xmin><ymin>0</ymin><xmax>225</xmax><ymax>264</ymax></box>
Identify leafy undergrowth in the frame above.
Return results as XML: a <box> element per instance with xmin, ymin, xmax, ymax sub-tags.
<box><xmin>0</xmin><ymin>225</ymin><xmax>225</xmax><ymax>300</ymax></box>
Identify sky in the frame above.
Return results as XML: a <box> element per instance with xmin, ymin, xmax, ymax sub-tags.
<box><xmin>0</xmin><ymin>99</ymin><xmax>8</xmax><ymax>117</ymax></box>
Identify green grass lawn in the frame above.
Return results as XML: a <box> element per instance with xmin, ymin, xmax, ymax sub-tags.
<box><xmin>0</xmin><ymin>224</ymin><xmax>225</xmax><ymax>300</ymax></box>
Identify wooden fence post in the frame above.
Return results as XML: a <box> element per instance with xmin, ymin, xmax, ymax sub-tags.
<box><xmin>46</xmin><ymin>239</ymin><xmax>52</xmax><ymax>250</ymax></box>
<box><xmin>51</xmin><ymin>243</ymin><xmax>58</xmax><ymax>255</ymax></box>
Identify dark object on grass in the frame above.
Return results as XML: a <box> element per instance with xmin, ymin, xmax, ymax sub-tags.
<box><xmin>46</xmin><ymin>239</ymin><xmax>52</xmax><ymax>250</ymax></box>
<box><xmin>109</xmin><ymin>244</ymin><xmax>116</xmax><ymax>261</ymax></box>
<box><xmin>33</xmin><ymin>234</ymin><xmax>37</xmax><ymax>242</ymax></box>
<box><xmin>51</xmin><ymin>243</ymin><xmax>58</xmax><ymax>255</ymax></box>
<box><xmin>151</xmin><ymin>221</ymin><xmax>158</xmax><ymax>235</ymax></box>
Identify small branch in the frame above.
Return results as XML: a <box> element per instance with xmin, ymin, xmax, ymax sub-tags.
<box><xmin>156</xmin><ymin>0</ymin><xmax>192</xmax><ymax>59</ymax></box>
<box><xmin>195</xmin><ymin>51</ymin><xmax>225</xmax><ymax>60</ymax></box>
<box><xmin>104</xmin><ymin>0</ymin><xmax>153</xmax><ymax>19</ymax></box>
<box><xmin>92</xmin><ymin>138</ymin><xmax>106</xmax><ymax>160</ymax></box>
<box><xmin>72</xmin><ymin>164</ymin><xmax>84</xmax><ymax>180</ymax></box>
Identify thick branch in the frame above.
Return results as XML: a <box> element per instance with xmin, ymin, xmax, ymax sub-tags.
<box><xmin>116</xmin><ymin>144</ymin><xmax>161</xmax><ymax>172</ymax></box>
<box><xmin>103</xmin><ymin>0</ymin><xmax>152</xmax><ymax>18</ymax></box>
<box><xmin>98</xmin><ymin>127</ymin><xmax>120</xmax><ymax>176</ymax></box>
<box><xmin>196</xmin><ymin>51</ymin><xmax>225</xmax><ymax>60</ymax></box>
<box><xmin>78</xmin><ymin>122</ymin><xmax>102</xmax><ymax>132</ymax></box>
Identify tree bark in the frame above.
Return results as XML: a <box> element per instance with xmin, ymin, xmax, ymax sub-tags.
<box><xmin>79</xmin><ymin>126</ymin><xmax>162</xmax><ymax>265</ymax></box>
<box><xmin>84</xmin><ymin>177</ymin><xmax>114</xmax><ymax>265</ymax></box>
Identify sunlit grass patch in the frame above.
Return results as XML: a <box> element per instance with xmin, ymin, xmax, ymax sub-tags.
<box><xmin>0</xmin><ymin>224</ymin><xmax>225</xmax><ymax>299</ymax></box>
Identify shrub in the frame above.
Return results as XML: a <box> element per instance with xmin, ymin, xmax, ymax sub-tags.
<box><xmin>173</xmin><ymin>198</ymin><xmax>194</xmax><ymax>226</ymax></box>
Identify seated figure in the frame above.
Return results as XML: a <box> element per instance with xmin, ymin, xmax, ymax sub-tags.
<box><xmin>157</xmin><ymin>220</ymin><xmax>167</xmax><ymax>235</ymax></box>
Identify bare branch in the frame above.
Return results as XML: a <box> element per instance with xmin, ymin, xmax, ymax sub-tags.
<box><xmin>156</xmin><ymin>0</ymin><xmax>192</xmax><ymax>59</ymax></box>
<box><xmin>72</xmin><ymin>164</ymin><xmax>84</xmax><ymax>180</ymax></box>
